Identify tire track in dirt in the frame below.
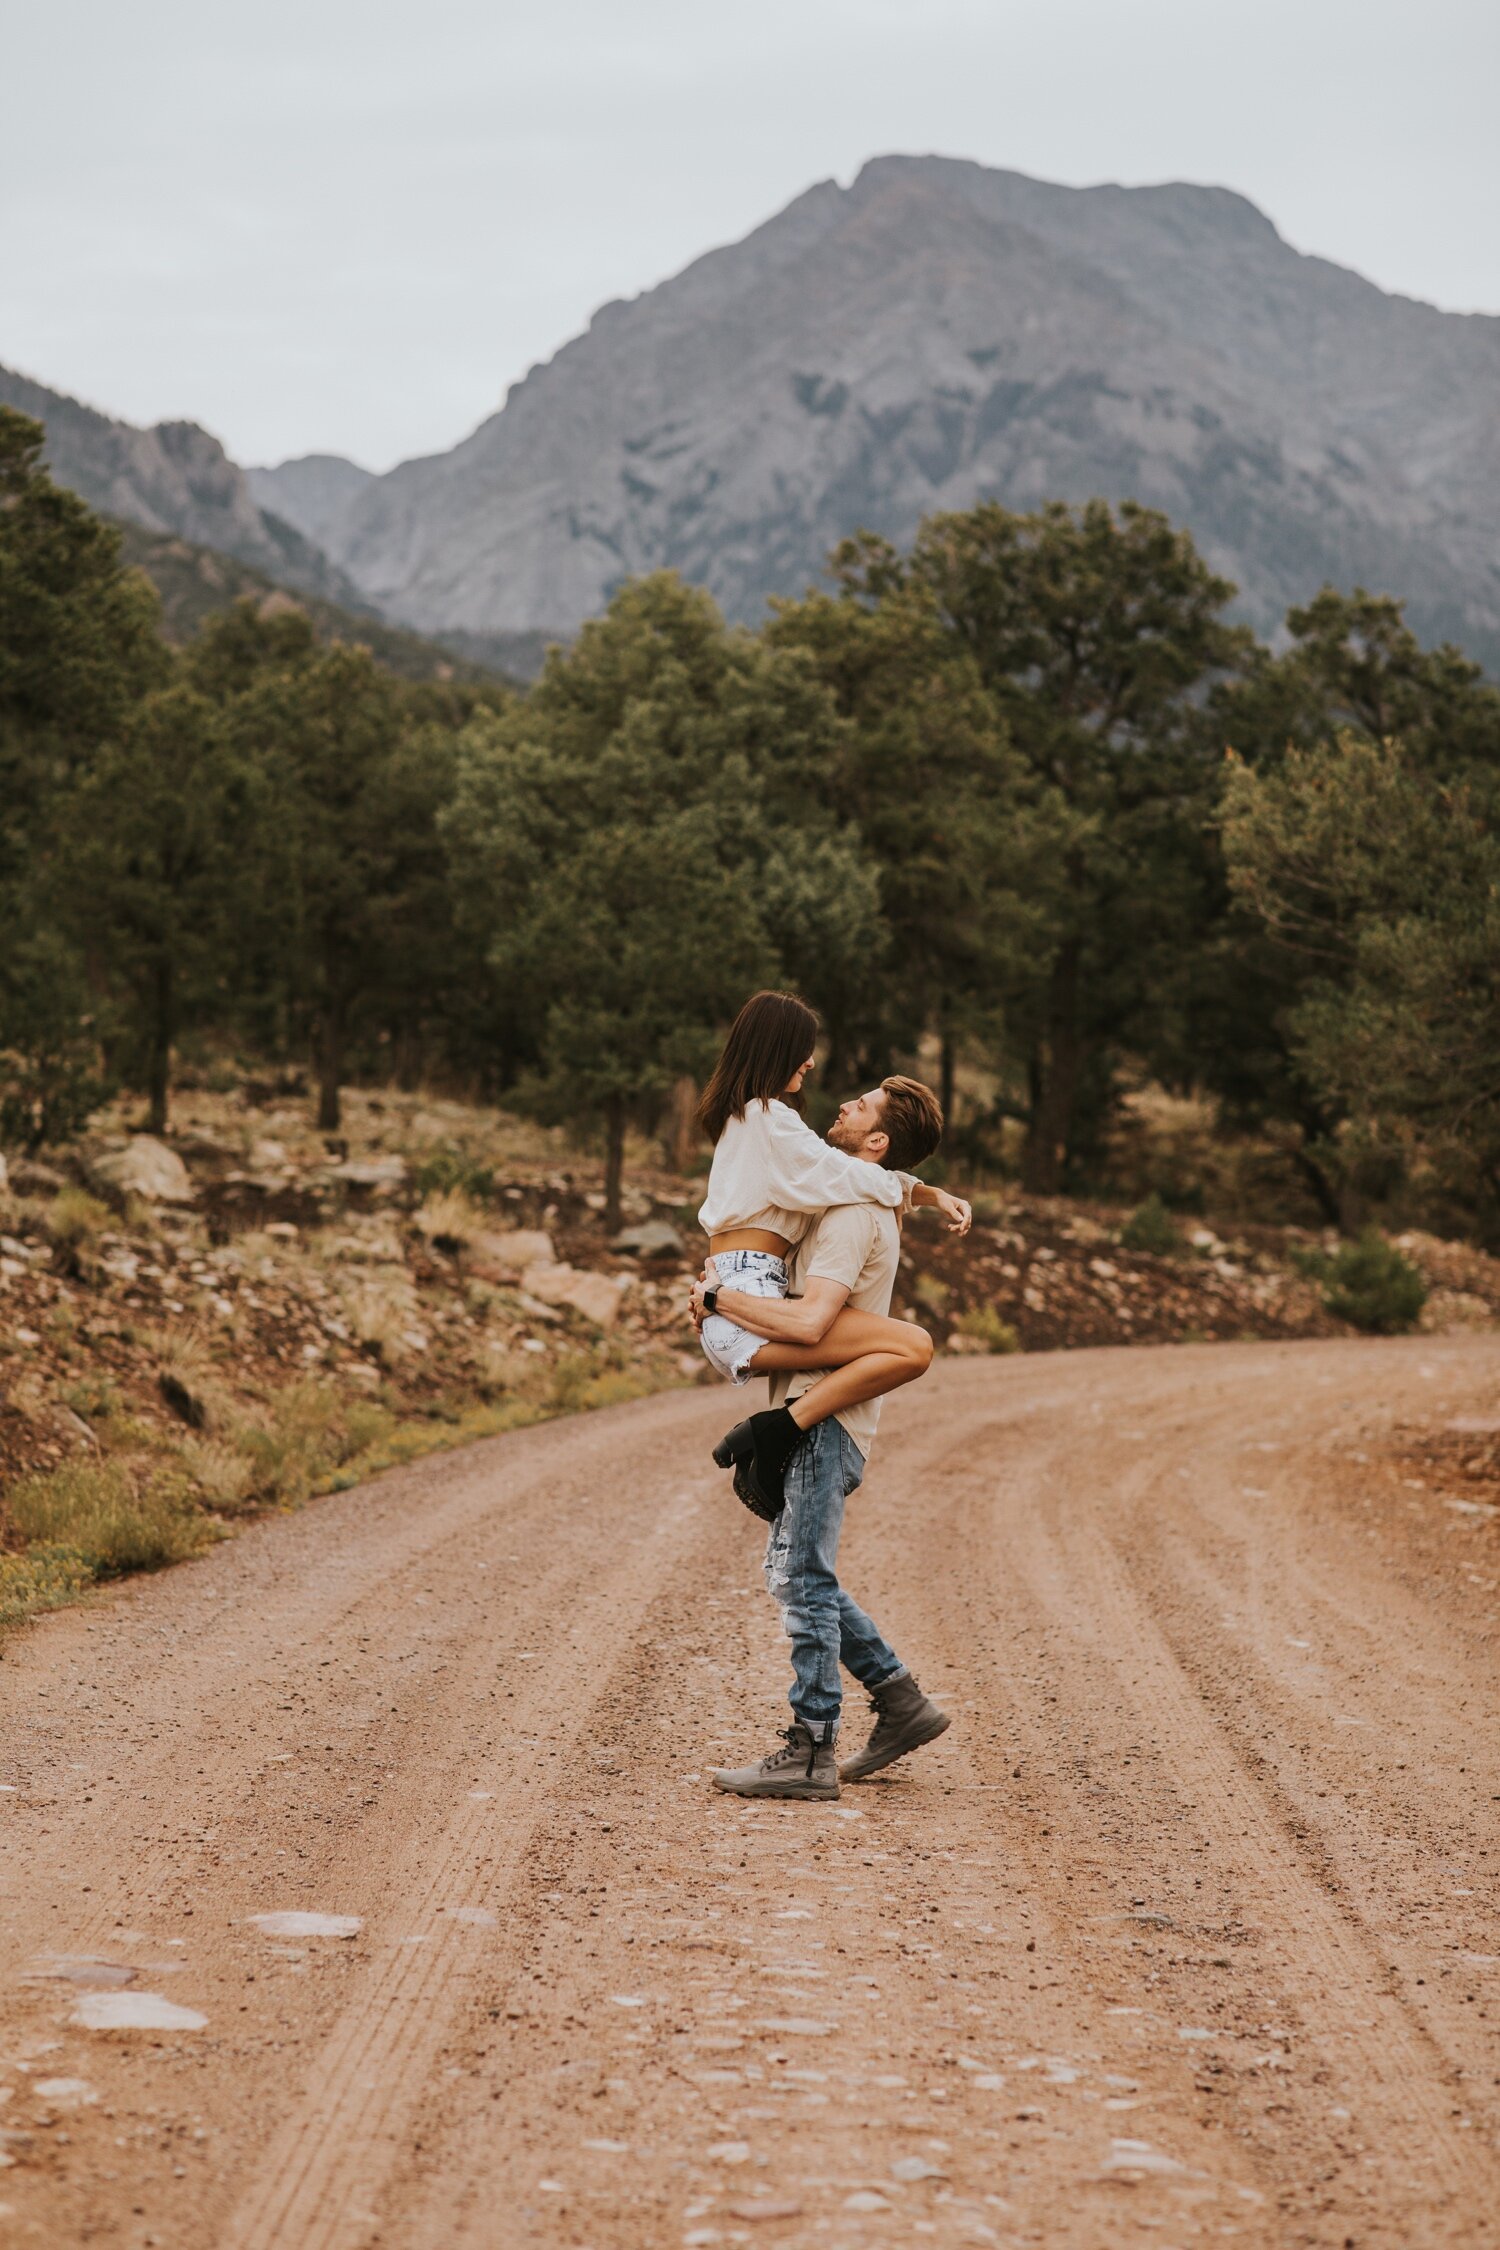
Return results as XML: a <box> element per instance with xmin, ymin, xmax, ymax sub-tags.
<box><xmin>871</xmin><ymin>1341</ymin><xmax>1500</xmax><ymax>2244</ymax></box>
<box><xmin>220</xmin><ymin>1468</ymin><xmax>721</xmax><ymax>2250</ymax></box>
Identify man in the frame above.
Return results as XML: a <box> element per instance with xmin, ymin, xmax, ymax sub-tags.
<box><xmin>690</xmin><ymin>1076</ymin><xmax>966</xmax><ymax>1803</ymax></box>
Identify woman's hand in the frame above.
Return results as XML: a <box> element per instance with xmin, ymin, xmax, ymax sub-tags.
<box><xmin>933</xmin><ymin>1189</ymin><xmax>972</xmax><ymax>1236</ymax></box>
<box><xmin>689</xmin><ymin>1259</ymin><xmax>717</xmax><ymax>1329</ymax></box>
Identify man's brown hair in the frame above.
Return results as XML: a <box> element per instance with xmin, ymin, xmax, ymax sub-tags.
<box><xmin>878</xmin><ymin>1075</ymin><xmax>944</xmax><ymax>1171</ymax></box>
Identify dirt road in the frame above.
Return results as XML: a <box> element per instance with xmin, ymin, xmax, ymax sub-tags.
<box><xmin>2</xmin><ymin>1336</ymin><xmax>1497</xmax><ymax>2249</ymax></box>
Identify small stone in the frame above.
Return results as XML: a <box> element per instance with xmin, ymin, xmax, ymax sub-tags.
<box><xmin>246</xmin><ymin>1912</ymin><xmax>361</xmax><ymax>1940</ymax></box>
<box><xmin>890</xmin><ymin>2155</ymin><xmax>946</xmax><ymax>2181</ymax></box>
<box><xmin>71</xmin><ymin>1991</ymin><xmax>207</xmax><ymax>2032</ymax></box>
<box><xmin>31</xmin><ymin>2080</ymin><xmax>96</xmax><ymax>2110</ymax></box>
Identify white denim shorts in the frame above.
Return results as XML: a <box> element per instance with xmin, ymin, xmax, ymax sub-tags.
<box><xmin>699</xmin><ymin>1249</ymin><xmax>789</xmax><ymax>1384</ymax></box>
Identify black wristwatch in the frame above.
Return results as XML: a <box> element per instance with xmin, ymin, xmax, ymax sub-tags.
<box><xmin>702</xmin><ymin>1285</ymin><xmax>719</xmax><ymax>1315</ymax></box>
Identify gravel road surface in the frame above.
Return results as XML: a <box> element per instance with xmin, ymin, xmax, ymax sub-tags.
<box><xmin>2</xmin><ymin>1335</ymin><xmax>1497</xmax><ymax>2248</ymax></box>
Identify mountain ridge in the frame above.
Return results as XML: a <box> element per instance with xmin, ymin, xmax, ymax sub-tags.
<box><xmin>251</xmin><ymin>154</ymin><xmax>1500</xmax><ymax>668</ymax></box>
<box><xmin>0</xmin><ymin>363</ymin><xmax>368</xmax><ymax>616</ymax></box>
<box><xmin>12</xmin><ymin>157</ymin><xmax>1500</xmax><ymax>671</ymax></box>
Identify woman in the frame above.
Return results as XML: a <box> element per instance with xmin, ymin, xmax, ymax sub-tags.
<box><xmin>695</xmin><ymin>990</ymin><xmax>969</xmax><ymax>1512</ymax></box>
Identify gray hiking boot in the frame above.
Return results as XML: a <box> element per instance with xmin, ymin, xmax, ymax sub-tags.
<box><xmin>712</xmin><ymin>1722</ymin><xmax>840</xmax><ymax>1801</ymax></box>
<box><xmin>839</xmin><ymin>1672</ymin><xmax>950</xmax><ymax>1782</ymax></box>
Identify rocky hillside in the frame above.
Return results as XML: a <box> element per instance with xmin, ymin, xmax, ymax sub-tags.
<box><xmin>0</xmin><ymin>363</ymin><xmax>364</xmax><ymax>613</ymax></box>
<box><xmin>253</xmin><ymin>155</ymin><xmax>1500</xmax><ymax>670</ymax></box>
<box><xmin>112</xmin><ymin>522</ymin><xmax>508</xmax><ymax>686</ymax></box>
<box><xmin>4</xmin><ymin>1079</ymin><xmax>1496</xmax><ymax>1630</ymax></box>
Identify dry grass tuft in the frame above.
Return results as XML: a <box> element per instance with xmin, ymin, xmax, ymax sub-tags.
<box><xmin>341</xmin><ymin>1272</ymin><xmax>422</xmax><ymax>1363</ymax></box>
<box><xmin>414</xmin><ymin>1188</ymin><xmax>487</xmax><ymax>1252</ymax></box>
<box><xmin>46</xmin><ymin>1187</ymin><xmax>114</xmax><ymax>1273</ymax></box>
<box><xmin>181</xmin><ymin>1437</ymin><xmax>257</xmax><ymax>1513</ymax></box>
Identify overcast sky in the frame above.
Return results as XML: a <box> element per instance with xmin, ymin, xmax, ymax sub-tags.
<box><xmin>3</xmin><ymin>0</ymin><xmax>1495</xmax><ymax>472</ymax></box>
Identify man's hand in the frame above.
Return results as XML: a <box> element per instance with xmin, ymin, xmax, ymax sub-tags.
<box><xmin>933</xmin><ymin>1188</ymin><xmax>972</xmax><ymax>1236</ymax></box>
<box><xmin>689</xmin><ymin>1263</ymin><xmax>713</xmax><ymax>1330</ymax></box>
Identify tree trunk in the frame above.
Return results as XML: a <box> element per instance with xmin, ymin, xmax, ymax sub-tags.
<box><xmin>316</xmin><ymin>1001</ymin><xmax>343</xmax><ymax>1133</ymax></box>
<box><xmin>603</xmin><ymin>1095</ymin><xmax>627</xmax><ymax>1232</ymax></box>
<box><xmin>1021</xmin><ymin>945</ymin><xmax>1083</xmax><ymax>1196</ymax></box>
<box><xmin>146</xmin><ymin>956</ymin><xmax>174</xmax><ymax>1135</ymax></box>
<box><xmin>666</xmin><ymin>1076</ymin><xmax>699</xmax><ymax>1174</ymax></box>
<box><xmin>1290</xmin><ymin>1142</ymin><xmax>1342</xmax><ymax>1228</ymax></box>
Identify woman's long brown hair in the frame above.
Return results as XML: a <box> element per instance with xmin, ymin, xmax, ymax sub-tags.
<box><xmin>696</xmin><ymin>990</ymin><xmax>819</xmax><ymax>1144</ymax></box>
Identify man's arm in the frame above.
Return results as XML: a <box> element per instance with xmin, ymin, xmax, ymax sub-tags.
<box><xmin>691</xmin><ymin>1271</ymin><xmax>851</xmax><ymax>1345</ymax></box>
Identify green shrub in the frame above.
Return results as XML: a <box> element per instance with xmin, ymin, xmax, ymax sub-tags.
<box><xmin>1119</xmin><ymin>1193</ymin><xmax>1184</xmax><ymax>1257</ymax></box>
<box><xmin>953</xmin><ymin>1306</ymin><xmax>1022</xmax><ymax>1354</ymax></box>
<box><xmin>913</xmin><ymin>1272</ymin><xmax>950</xmax><ymax>1313</ymax></box>
<box><xmin>58</xmin><ymin>1373</ymin><xmax>121</xmax><ymax>1422</ymax></box>
<box><xmin>6</xmin><ymin>1461</ymin><xmax>210</xmax><ymax>1575</ymax></box>
<box><xmin>412</xmin><ymin>1146</ymin><xmax>495</xmax><ymax>1202</ymax></box>
<box><xmin>0</xmin><ymin>928</ymin><xmax>111</xmax><ymax>1151</ymax></box>
<box><xmin>0</xmin><ymin>1544</ymin><xmax>94</xmax><ymax>1628</ymax></box>
<box><xmin>232</xmin><ymin>1382</ymin><xmax>393</xmax><ymax>1506</ymax></box>
<box><xmin>547</xmin><ymin>1353</ymin><xmax>597</xmax><ymax>1414</ymax></box>
<box><xmin>1322</xmin><ymin>1230</ymin><xmax>1428</xmax><ymax>1334</ymax></box>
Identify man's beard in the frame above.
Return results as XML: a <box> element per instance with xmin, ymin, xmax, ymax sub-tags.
<box><xmin>826</xmin><ymin>1119</ymin><xmax>862</xmax><ymax>1155</ymax></box>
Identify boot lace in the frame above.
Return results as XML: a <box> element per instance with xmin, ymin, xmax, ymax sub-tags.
<box><xmin>765</xmin><ymin>1726</ymin><xmax>816</xmax><ymax>1776</ymax></box>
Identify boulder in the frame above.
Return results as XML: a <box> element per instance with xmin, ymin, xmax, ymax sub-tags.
<box><xmin>7</xmin><ymin>1156</ymin><xmax>65</xmax><ymax>1195</ymax></box>
<box><xmin>326</xmin><ymin>1156</ymin><xmax>407</xmax><ymax>1191</ymax></box>
<box><xmin>521</xmin><ymin>1261</ymin><xmax>631</xmax><ymax>1329</ymax></box>
<box><xmin>93</xmin><ymin>1136</ymin><xmax>193</xmax><ymax>1203</ymax></box>
<box><xmin>610</xmin><ymin>1219</ymin><xmax>685</xmax><ymax>1259</ymax></box>
<box><xmin>467</xmin><ymin>1228</ymin><xmax>555</xmax><ymax>1284</ymax></box>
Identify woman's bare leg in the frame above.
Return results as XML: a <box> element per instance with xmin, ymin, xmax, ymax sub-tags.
<box><xmin>745</xmin><ymin>1307</ymin><xmax>934</xmax><ymax>1428</ymax></box>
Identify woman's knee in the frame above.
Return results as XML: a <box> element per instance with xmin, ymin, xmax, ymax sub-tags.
<box><xmin>899</xmin><ymin>1320</ymin><xmax>935</xmax><ymax>1375</ymax></box>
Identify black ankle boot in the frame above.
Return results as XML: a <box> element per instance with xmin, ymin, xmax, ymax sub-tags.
<box><xmin>712</xmin><ymin>1407</ymin><xmax>803</xmax><ymax>1520</ymax></box>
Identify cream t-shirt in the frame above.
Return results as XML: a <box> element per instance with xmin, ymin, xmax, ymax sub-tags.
<box><xmin>768</xmin><ymin>1200</ymin><xmax>901</xmax><ymax>1461</ymax></box>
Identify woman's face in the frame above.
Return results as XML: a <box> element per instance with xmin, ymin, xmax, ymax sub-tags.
<box><xmin>784</xmin><ymin>1050</ymin><xmax>816</xmax><ymax>1095</ymax></box>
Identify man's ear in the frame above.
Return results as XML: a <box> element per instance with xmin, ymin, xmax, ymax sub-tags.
<box><xmin>866</xmin><ymin>1129</ymin><xmax>891</xmax><ymax>1164</ymax></box>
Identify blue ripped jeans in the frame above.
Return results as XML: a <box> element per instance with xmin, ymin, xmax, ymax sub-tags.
<box><xmin>762</xmin><ymin>1417</ymin><xmax>905</xmax><ymax>1742</ymax></box>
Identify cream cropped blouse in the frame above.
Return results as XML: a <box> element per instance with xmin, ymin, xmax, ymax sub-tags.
<box><xmin>697</xmin><ymin>1098</ymin><xmax>911</xmax><ymax>1245</ymax></box>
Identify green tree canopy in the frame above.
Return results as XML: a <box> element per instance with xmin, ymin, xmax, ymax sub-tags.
<box><xmin>445</xmin><ymin>573</ymin><xmax>884</xmax><ymax>1220</ymax></box>
<box><xmin>1223</xmin><ymin>731</ymin><xmax>1500</xmax><ymax>1231</ymax></box>
<box><xmin>827</xmin><ymin>500</ymin><xmax>1252</xmax><ymax>1186</ymax></box>
<box><xmin>49</xmin><ymin>680</ymin><xmax>241</xmax><ymax>1130</ymax></box>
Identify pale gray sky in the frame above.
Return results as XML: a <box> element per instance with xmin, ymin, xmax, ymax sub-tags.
<box><xmin>3</xmin><ymin>0</ymin><xmax>1495</xmax><ymax>471</ymax></box>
